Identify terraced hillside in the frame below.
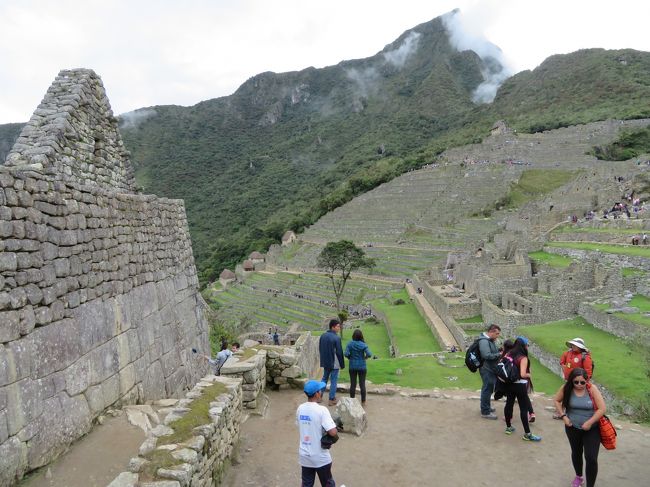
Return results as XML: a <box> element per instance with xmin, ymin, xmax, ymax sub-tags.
<box><xmin>209</xmin><ymin>271</ymin><xmax>402</xmax><ymax>330</ymax></box>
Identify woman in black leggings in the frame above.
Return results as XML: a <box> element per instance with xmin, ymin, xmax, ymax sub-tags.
<box><xmin>503</xmin><ymin>337</ymin><xmax>541</xmax><ymax>441</ymax></box>
<box><xmin>554</xmin><ymin>368</ymin><xmax>607</xmax><ymax>487</ymax></box>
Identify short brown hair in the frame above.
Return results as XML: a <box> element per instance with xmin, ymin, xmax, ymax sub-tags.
<box><xmin>487</xmin><ymin>324</ymin><xmax>501</xmax><ymax>332</ymax></box>
<box><xmin>329</xmin><ymin>318</ymin><xmax>341</xmax><ymax>329</ymax></box>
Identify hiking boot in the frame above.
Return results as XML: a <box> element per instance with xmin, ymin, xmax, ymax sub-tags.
<box><xmin>528</xmin><ymin>412</ymin><xmax>536</xmax><ymax>423</ymax></box>
<box><xmin>328</xmin><ymin>398</ymin><xmax>338</xmax><ymax>406</ymax></box>
<box><xmin>481</xmin><ymin>413</ymin><xmax>498</xmax><ymax>420</ymax></box>
<box><xmin>505</xmin><ymin>426</ymin><xmax>515</xmax><ymax>435</ymax></box>
<box><xmin>522</xmin><ymin>432</ymin><xmax>542</xmax><ymax>442</ymax></box>
<box><xmin>571</xmin><ymin>475</ymin><xmax>585</xmax><ymax>487</ymax></box>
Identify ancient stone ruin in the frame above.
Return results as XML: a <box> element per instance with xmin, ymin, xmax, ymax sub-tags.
<box><xmin>0</xmin><ymin>69</ymin><xmax>209</xmax><ymax>485</ymax></box>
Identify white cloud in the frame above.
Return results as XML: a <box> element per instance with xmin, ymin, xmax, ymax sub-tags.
<box><xmin>1</xmin><ymin>0</ymin><xmax>649</xmax><ymax>123</ymax></box>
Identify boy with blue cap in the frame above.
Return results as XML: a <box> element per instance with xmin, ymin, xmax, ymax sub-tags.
<box><xmin>297</xmin><ymin>380</ymin><xmax>339</xmax><ymax>486</ymax></box>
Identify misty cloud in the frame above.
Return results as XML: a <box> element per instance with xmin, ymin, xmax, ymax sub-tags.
<box><xmin>345</xmin><ymin>67</ymin><xmax>380</xmax><ymax>98</ymax></box>
<box><xmin>118</xmin><ymin>108</ymin><xmax>157</xmax><ymax>129</ymax></box>
<box><xmin>383</xmin><ymin>31</ymin><xmax>421</xmax><ymax>68</ymax></box>
<box><xmin>442</xmin><ymin>9</ymin><xmax>513</xmax><ymax>103</ymax></box>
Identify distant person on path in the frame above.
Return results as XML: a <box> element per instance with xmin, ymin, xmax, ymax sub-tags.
<box><xmin>478</xmin><ymin>324</ymin><xmax>501</xmax><ymax>419</ymax></box>
<box><xmin>554</xmin><ymin>368</ymin><xmax>606</xmax><ymax>487</ymax></box>
<box><xmin>560</xmin><ymin>338</ymin><xmax>593</xmax><ymax>380</ymax></box>
<box><xmin>201</xmin><ymin>341</ymin><xmax>240</xmax><ymax>375</ymax></box>
<box><xmin>344</xmin><ymin>329</ymin><xmax>373</xmax><ymax>405</ymax></box>
<box><xmin>319</xmin><ymin>318</ymin><xmax>345</xmax><ymax>406</ymax></box>
<box><xmin>297</xmin><ymin>380</ymin><xmax>339</xmax><ymax>487</ymax></box>
<box><xmin>273</xmin><ymin>328</ymin><xmax>280</xmax><ymax>345</ymax></box>
<box><xmin>503</xmin><ymin>337</ymin><xmax>541</xmax><ymax>441</ymax></box>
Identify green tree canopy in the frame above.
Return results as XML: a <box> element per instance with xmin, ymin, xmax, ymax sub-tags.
<box><xmin>317</xmin><ymin>240</ymin><xmax>375</xmax><ymax>312</ymax></box>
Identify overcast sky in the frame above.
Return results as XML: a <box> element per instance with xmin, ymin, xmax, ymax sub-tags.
<box><xmin>1</xmin><ymin>0</ymin><xmax>649</xmax><ymax>124</ymax></box>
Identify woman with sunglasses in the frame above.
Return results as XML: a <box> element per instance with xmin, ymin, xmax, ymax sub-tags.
<box><xmin>554</xmin><ymin>368</ymin><xmax>606</xmax><ymax>487</ymax></box>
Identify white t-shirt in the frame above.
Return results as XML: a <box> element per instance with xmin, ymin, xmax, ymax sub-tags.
<box><xmin>296</xmin><ymin>401</ymin><xmax>336</xmax><ymax>468</ymax></box>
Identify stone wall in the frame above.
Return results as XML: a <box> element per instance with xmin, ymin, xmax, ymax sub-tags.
<box><xmin>4</xmin><ymin>69</ymin><xmax>135</xmax><ymax>193</ymax></box>
<box><xmin>545</xmin><ymin>246</ymin><xmax>650</xmax><ymax>272</ymax></box>
<box><xmin>265</xmin><ymin>333</ymin><xmax>320</xmax><ymax>389</ymax></box>
<box><xmin>578</xmin><ymin>303</ymin><xmax>649</xmax><ymax>340</ymax></box>
<box><xmin>0</xmin><ymin>69</ymin><xmax>208</xmax><ymax>485</ymax></box>
<box><xmin>220</xmin><ymin>351</ymin><xmax>266</xmax><ymax>409</ymax></box>
<box><xmin>109</xmin><ymin>375</ymin><xmax>242</xmax><ymax>487</ymax></box>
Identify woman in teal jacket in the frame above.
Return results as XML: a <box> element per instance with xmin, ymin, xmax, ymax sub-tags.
<box><xmin>344</xmin><ymin>329</ymin><xmax>373</xmax><ymax>405</ymax></box>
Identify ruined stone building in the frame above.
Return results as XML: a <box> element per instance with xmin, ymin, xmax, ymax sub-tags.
<box><xmin>0</xmin><ymin>69</ymin><xmax>209</xmax><ymax>484</ymax></box>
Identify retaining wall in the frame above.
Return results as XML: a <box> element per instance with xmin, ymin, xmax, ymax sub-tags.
<box><xmin>577</xmin><ymin>303</ymin><xmax>649</xmax><ymax>340</ymax></box>
<box><xmin>109</xmin><ymin>375</ymin><xmax>242</xmax><ymax>487</ymax></box>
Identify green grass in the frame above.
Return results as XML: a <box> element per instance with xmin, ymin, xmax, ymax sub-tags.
<box><xmin>553</xmin><ymin>225</ymin><xmax>645</xmax><ymax>236</ymax></box>
<box><xmin>340</xmin><ymin>322</ymin><xmax>392</xmax><ymax>358</ymax></box>
<box><xmin>527</xmin><ymin>355</ymin><xmax>564</xmax><ymax>394</ymax></box>
<box><xmin>506</xmin><ymin>169</ymin><xmax>577</xmax><ymax>208</ymax></box>
<box><xmin>546</xmin><ymin>241</ymin><xmax>650</xmax><ymax>258</ymax></box>
<box><xmin>593</xmin><ymin>295</ymin><xmax>650</xmax><ymax>328</ymax></box>
<box><xmin>521</xmin><ymin>317</ymin><xmax>650</xmax><ymax>404</ymax></box>
<box><xmin>372</xmin><ymin>289</ymin><xmax>441</xmax><ymax>353</ymax></box>
<box><xmin>528</xmin><ymin>250</ymin><xmax>574</xmax><ymax>268</ymax></box>
<box><xmin>622</xmin><ymin>267</ymin><xmax>647</xmax><ymax>278</ymax></box>
<box><xmin>365</xmin><ymin>354</ymin><xmax>481</xmax><ymax>389</ymax></box>
<box><xmin>456</xmin><ymin>314</ymin><xmax>483</xmax><ymax>324</ymax></box>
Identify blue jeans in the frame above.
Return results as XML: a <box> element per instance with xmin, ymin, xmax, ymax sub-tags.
<box><xmin>479</xmin><ymin>367</ymin><xmax>496</xmax><ymax>415</ymax></box>
<box><xmin>321</xmin><ymin>368</ymin><xmax>339</xmax><ymax>400</ymax></box>
<box><xmin>301</xmin><ymin>462</ymin><xmax>335</xmax><ymax>487</ymax></box>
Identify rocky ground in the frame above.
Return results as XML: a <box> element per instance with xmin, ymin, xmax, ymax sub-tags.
<box><xmin>224</xmin><ymin>388</ymin><xmax>650</xmax><ymax>487</ymax></box>
<box><xmin>16</xmin><ymin>386</ymin><xmax>650</xmax><ymax>487</ymax></box>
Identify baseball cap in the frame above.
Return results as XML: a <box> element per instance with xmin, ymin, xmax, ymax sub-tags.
<box><xmin>516</xmin><ymin>336</ymin><xmax>529</xmax><ymax>346</ymax></box>
<box><xmin>304</xmin><ymin>380</ymin><xmax>326</xmax><ymax>396</ymax></box>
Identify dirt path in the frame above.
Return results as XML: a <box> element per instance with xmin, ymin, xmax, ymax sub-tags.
<box><xmin>405</xmin><ymin>283</ymin><xmax>459</xmax><ymax>349</ymax></box>
<box><xmin>224</xmin><ymin>388</ymin><xmax>650</xmax><ymax>487</ymax></box>
<box><xmin>19</xmin><ymin>414</ymin><xmax>145</xmax><ymax>487</ymax></box>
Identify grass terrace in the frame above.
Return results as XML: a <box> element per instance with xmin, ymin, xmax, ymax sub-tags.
<box><xmin>552</xmin><ymin>224</ymin><xmax>646</xmax><ymax>236</ymax></box>
<box><xmin>546</xmin><ymin>241</ymin><xmax>650</xmax><ymax>258</ymax></box>
<box><xmin>372</xmin><ymin>289</ymin><xmax>442</xmax><ymax>354</ymax></box>
<box><xmin>622</xmin><ymin>267</ymin><xmax>647</xmax><ymax>278</ymax></box>
<box><xmin>528</xmin><ymin>250</ymin><xmax>574</xmax><ymax>268</ymax></box>
<box><xmin>521</xmin><ymin>317</ymin><xmax>650</xmax><ymax>412</ymax></box>
<box><xmin>506</xmin><ymin>169</ymin><xmax>577</xmax><ymax>208</ymax></box>
<box><xmin>593</xmin><ymin>294</ymin><xmax>650</xmax><ymax>328</ymax></box>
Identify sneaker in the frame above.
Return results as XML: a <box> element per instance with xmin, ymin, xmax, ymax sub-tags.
<box><xmin>490</xmin><ymin>407</ymin><xmax>496</xmax><ymax>413</ymax></box>
<box><xmin>505</xmin><ymin>426</ymin><xmax>515</xmax><ymax>435</ymax></box>
<box><xmin>528</xmin><ymin>412</ymin><xmax>536</xmax><ymax>423</ymax></box>
<box><xmin>328</xmin><ymin>398</ymin><xmax>338</xmax><ymax>406</ymax></box>
<box><xmin>522</xmin><ymin>432</ymin><xmax>542</xmax><ymax>442</ymax></box>
<box><xmin>571</xmin><ymin>475</ymin><xmax>585</xmax><ymax>487</ymax></box>
<box><xmin>481</xmin><ymin>413</ymin><xmax>498</xmax><ymax>420</ymax></box>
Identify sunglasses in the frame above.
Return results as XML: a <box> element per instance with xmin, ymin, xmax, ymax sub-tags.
<box><xmin>573</xmin><ymin>380</ymin><xmax>587</xmax><ymax>385</ymax></box>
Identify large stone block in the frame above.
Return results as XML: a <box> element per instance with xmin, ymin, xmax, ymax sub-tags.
<box><xmin>0</xmin><ymin>311</ymin><xmax>20</xmax><ymax>343</ymax></box>
<box><xmin>0</xmin><ymin>436</ymin><xmax>27</xmax><ymax>486</ymax></box>
<box><xmin>335</xmin><ymin>397</ymin><xmax>367</xmax><ymax>436</ymax></box>
<box><xmin>30</xmin><ymin>318</ymin><xmax>82</xmax><ymax>376</ymax></box>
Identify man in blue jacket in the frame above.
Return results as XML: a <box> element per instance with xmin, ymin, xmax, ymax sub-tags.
<box><xmin>319</xmin><ymin>318</ymin><xmax>345</xmax><ymax>406</ymax></box>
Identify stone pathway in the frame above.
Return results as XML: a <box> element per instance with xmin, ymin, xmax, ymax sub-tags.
<box><xmin>405</xmin><ymin>283</ymin><xmax>459</xmax><ymax>349</ymax></box>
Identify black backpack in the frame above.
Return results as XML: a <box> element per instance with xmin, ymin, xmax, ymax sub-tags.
<box><xmin>465</xmin><ymin>338</ymin><xmax>483</xmax><ymax>373</ymax></box>
<box><xmin>496</xmin><ymin>354</ymin><xmax>521</xmax><ymax>383</ymax></box>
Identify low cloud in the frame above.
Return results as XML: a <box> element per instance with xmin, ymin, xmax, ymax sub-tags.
<box><xmin>118</xmin><ymin>108</ymin><xmax>157</xmax><ymax>129</ymax></box>
<box><xmin>383</xmin><ymin>31</ymin><xmax>421</xmax><ymax>68</ymax></box>
<box><xmin>442</xmin><ymin>9</ymin><xmax>513</xmax><ymax>103</ymax></box>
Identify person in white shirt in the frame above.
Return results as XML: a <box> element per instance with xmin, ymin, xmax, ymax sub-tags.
<box><xmin>296</xmin><ymin>380</ymin><xmax>339</xmax><ymax>486</ymax></box>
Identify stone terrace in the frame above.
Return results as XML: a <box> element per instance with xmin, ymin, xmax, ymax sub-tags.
<box><xmin>211</xmin><ymin>271</ymin><xmax>401</xmax><ymax>329</ymax></box>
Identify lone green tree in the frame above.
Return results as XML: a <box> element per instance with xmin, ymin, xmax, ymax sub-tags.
<box><xmin>317</xmin><ymin>240</ymin><xmax>375</xmax><ymax>336</ymax></box>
